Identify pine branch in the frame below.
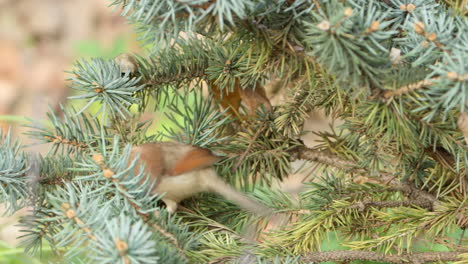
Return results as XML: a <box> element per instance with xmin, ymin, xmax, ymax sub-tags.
<box><xmin>68</xmin><ymin>58</ymin><xmax>144</xmax><ymax>119</ymax></box>
<box><xmin>18</xmin><ymin>208</ymin><xmax>59</xmax><ymax>256</ymax></box>
<box><xmin>0</xmin><ymin>129</ymin><xmax>29</xmax><ymax>214</ymax></box>
<box><xmin>140</xmin><ymin>40</ymin><xmax>209</xmax><ymax>88</ymax></box>
<box><xmin>383</xmin><ymin>78</ymin><xmax>439</xmax><ymax>99</ymax></box>
<box><xmin>349</xmin><ymin>200</ymin><xmax>433</xmax><ymax>211</ymax></box>
<box><xmin>78</xmin><ymin>141</ymin><xmax>187</xmax><ymax>255</ymax></box>
<box><xmin>162</xmin><ymin>88</ymin><xmax>232</xmax><ymax>147</ymax></box>
<box><xmin>301</xmin><ymin>1</ymin><xmax>395</xmax><ymax>89</ymax></box>
<box><xmin>91</xmin><ymin>214</ymin><xmax>161</xmax><ymax>264</ymax></box>
<box><xmin>89</xmin><ymin>153</ymin><xmax>182</xmax><ymax>251</ymax></box>
<box><xmin>294</xmin><ymin>145</ymin><xmax>438</xmax><ymax>207</ymax></box>
<box><xmin>26</xmin><ymin>106</ymin><xmax>106</xmax><ymax>154</ymax></box>
<box><xmin>295</xmin><ymin>145</ymin><xmax>357</xmax><ymax>169</ymax></box>
<box><xmin>232</xmin><ymin>121</ymin><xmax>266</xmax><ymax>171</ymax></box>
<box><xmin>37</xmin><ymin>158</ymin><xmax>74</xmax><ymax>186</ymax></box>
<box><xmin>44</xmin><ymin>183</ymin><xmax>109</xmax><ymax>260</ymax></box>
<box><xmin>301</xmin><ymin>250</ymin><xmax>467</xmax><ymax>263</ymax></box>
<box><xmin>60</xmin><ymin>202</ymin><xmax>98</xmax><ymax>242</ymax></box>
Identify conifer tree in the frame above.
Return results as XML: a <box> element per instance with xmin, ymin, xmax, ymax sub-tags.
<box><xmin>0</xmin><ymin>0</ymin><xmax>467</xmax><ymax>263</ymax></box>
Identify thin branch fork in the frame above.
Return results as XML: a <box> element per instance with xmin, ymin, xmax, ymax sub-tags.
<box><xmin>294</xmin><ymin>145</ymin><xmax>390</xmax><ymax>178</ymax></box>
<box><xmin>232</xmin><ymin>122</ymin><xmax>266</xmax><ymax>171</ymax></box>
<box><xmin>293</xmin><ymin>145</ymin><xmax>438</xmax><ymax>207</ymax></box>
<box><xmin>301</xmin><ymin>250</ymin><xmax>467</xmax><ymax>264</ymax></box>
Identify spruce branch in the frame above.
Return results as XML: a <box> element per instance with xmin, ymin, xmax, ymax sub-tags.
<box><xmin>45</xmin><ymin>183</ymin><xmax>108</xmax><ymax>260</ymax></box>
<box><xmin>76</xmin><ymin>140</ymin><xmax>183</xmax><ymax>248</ymax></box>
<box><xmin>232</xmin><ymin>121</ymin><xmax>266</xmax><ymax>171</ymax></box>
<box><xmin>59</xmin><ymin>201</ymin><xmax>98</xmax><ymax>242</ymax></box>
<box><xmin>301</xmin><ymin>0</ymin><xmax>395</xmax><ymax>89</ymax></box>
<box><xmin>294</xmin><ymin>145</ymin><xmax>439</xmax><ymax>207</ymax></box>
<box><xmin>344</xmin><ymin>199</ymin><xmax>466</xmax><ymax>252</ymax></box>
<box><xmin>218</xmin><ymin>115</ymin><xmax>300</xmax><ymax>184</ymax></box>
<box><xmin>274</xmin><ymin>73</ymin><xmax>332</xmax><ymax>138</ymax></box>
<box><xmin>395</xmin><ymin>6</ymin><xmax>461</xmax><ymax>66</ymax></box>
<box><xmin>349</xmin><ymin>199</ymin><xmax>433</xmax><ymax>211</ymax></box>
<box><xmin>421</xmin><ymin>51</ymin><xmax>468</xmax><ymax>119</ymax></box>
<box><xmin>73</xmin><ymin>137</ymin><xmax>194</xmax><ymax>263</ymax></box>
<box><xmin>383</xmin><ymin>78</ymin><xmax>439</xmax><ymax>99</ymax></box>
<box><xmin>0</xmin><ymin>129</ymin><xmax>29</xmax><ymax>215</ymax></box>
<box><xmin>68</xmin><ymin>58</ymin><xmax>144</xmax><ymax>119</ymax></box>
<box><xmin>91</xmin><ymin>214</ymin><xmax>159</xmax><ymax>264</ymax></box>
<box><xmin>112</xmin><ymin>0</ymin><xmax>254</xmax><ymax>49</ymax></box>
<box><xmin>295</xmin><ymin>145</ymin><xmax>357</xmax><ymax>170</ymax></box>
<box><xmin>37</xmin><ymin>156</ymin><xmax>75</xmax><ymax>187</ymax></box>
<box><xmin>301</xmin><ymin>249</ymin><xmax>467</xmax><ymax>263</ymax></box>
<box><xmin>26</xmin><ymin>106</ymin><xmax>106</xmax><ymax>155</ymax></box>
<box><xmin>263</xmin><ymin>199</ymin><xmax>363</xmax><ymax>252</ymax></box>
<box><xmin>162</xmin><ymin>88</ymin><xmax>232</xmax><ymax>148</ymax></box>
<box><xmin>18</xmin><ymin>208</ymin><xmax>59</xmax><ymax>256</ymax></box>
<box><xmin>35</xmin><ymin>137</ymin><xmax>193</xmax><ymax>263</ymax></box>
<box><xmin>141</xmin><ymin>40</ymin><xmax>209</xmax><ymax>88</ymax></box>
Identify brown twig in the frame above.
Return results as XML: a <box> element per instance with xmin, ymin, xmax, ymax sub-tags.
<box><xmin>350</xmin><ymin>200</ymin><xmax>433</xmax><ymax>211</ymax></box>
<box><xmin>382</xmin><ymin>78</ymin><xmax>439</xmax><ymax>99</ymax></box>
<box><xmin>295</xmin><ymin>145</ymin><xmax>357</xmax><ymax>169</ymax></box>
<box><xmin>37</xmin><ymin>176</ymin><xmax>68</xmax><ymax>186</ymax></box>
<box><xmin>147</xmin><ymin>71</ymin><xmax>205</xmax><ymax>87</ymax></box>
<box><xmin>232</xmin><ymin>122</ymin><xmax>266</xmax><ymax>171</ymax></box>
<box><xmin>301</xmin><ymin>250</ymin><xmax>467</xmax><ymax>263</ymax></box>
<box><xmin>293</xmin><ymin>145</ymin><xmax>438</xmax><ymax>208</ymax></box>
<box><xmin>44</xmin><ymin>135</ymin><xmax>88</xmax><ymax>149</ymax></box>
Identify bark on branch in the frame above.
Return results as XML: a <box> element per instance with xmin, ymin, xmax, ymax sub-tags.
<box><xmin>350</xmin><ymin>200</ymin><xmax>433</xmax><ymax>211</ymax></box>
<box><xmin>301</xmin><ymin>250</ymin><xmax>467</xmax><ymax>264</ymax></box>
<box><xmin>293</xmin><ymin>145</ymin><xmax>438</xmax><ymax>208</ymax></box>
<box><xmin>382</xmin><ymin>78</ymin><xmax>438</xmax><ymax>99</ymax></box>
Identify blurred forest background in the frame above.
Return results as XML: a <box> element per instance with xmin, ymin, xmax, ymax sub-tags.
<box><xmin>0</xmin><ymin>0</ymin><xmax>140</xmax><ymax>262</ymax></box>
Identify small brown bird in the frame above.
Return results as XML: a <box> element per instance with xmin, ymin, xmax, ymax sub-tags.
<box><xmin>114</xmin><ymin>53</ymin><xmax>138</xmax><ymax>76</ymax></box>
<box><xmin>131</xmin><ymin>142</ymin><xmax>272</xmax><ymax>215</ymax></box>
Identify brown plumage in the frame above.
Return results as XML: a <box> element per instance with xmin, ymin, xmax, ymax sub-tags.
<box><xmin>131</xmin><ymin>142</ymin><xmax>272</xmax><ymax>215</ymax></box>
